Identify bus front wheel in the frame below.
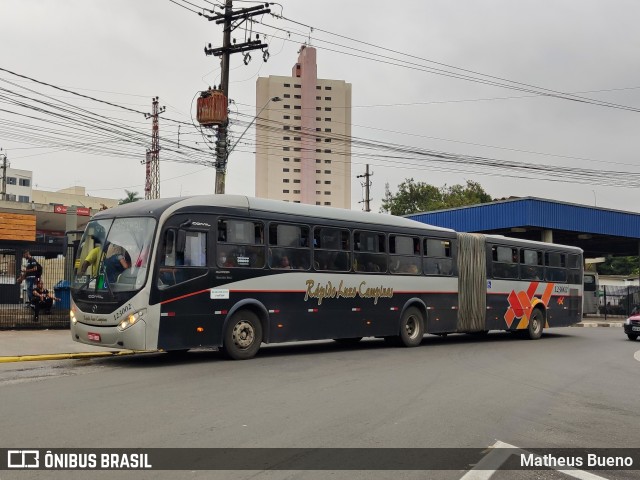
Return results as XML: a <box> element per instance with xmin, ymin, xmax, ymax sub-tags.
<box><xmin>222</xmin><ymin>310</ymin><xmax>263</xmax><ymax>360</ymax></box>
<box><xmin>527</xmin><ymin>308</ymin><xmax>545</xmax><ymax>340</ymax></box>
<box><xmin>388</xmin><ymin>307</ymin><xmax>424</xmax><ymax>347</ymax></box>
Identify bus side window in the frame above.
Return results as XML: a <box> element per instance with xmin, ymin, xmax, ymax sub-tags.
<box><xmin>423</xmin><ymin>238</ymin><xmax>453</xmax><ymax>276</ymax></box>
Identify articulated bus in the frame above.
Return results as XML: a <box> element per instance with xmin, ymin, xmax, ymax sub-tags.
<box><xmin>70</xmin><ymin>195</ymin><xmax>583</xmax><ymax>359</ymax></box>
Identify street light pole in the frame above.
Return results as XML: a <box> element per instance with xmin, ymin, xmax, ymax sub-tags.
<box><xmin>227</xmin><ymin>96</ymin><xmax>281</xmax><ymax>157</ymax></box>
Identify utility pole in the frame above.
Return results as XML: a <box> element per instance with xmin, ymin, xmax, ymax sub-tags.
<box><xmin>357</xmin><ymin>164</ymin><xmax>373</xmax><ymax>212</ymax></box>
<box><xmin>0</xmin><ymin>149</ymin><xmax>7</xmax><ymax>201</ymax></box>
<box><xmin>144</xmin><ymin>97</ymin><xmax>165</xmax><ymax>200</ymax></box>
<box><xmin>203</xmin><ymin>0</ymin><xmax>271</xmax><ymax>194</ymax></box>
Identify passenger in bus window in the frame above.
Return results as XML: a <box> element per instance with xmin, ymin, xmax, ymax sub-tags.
<box><xmin>104</xmin><ymin>249</ymin><xmax>131</xmax><ymax>283</ymax></box>
<box><xmin>218</xmin><ymin>252</ymin><xmax>235</xmax><ymax>268</ymax></box>
<box><xmin>278</xmin><ymin>255</ymin><xmax>292</xmax><ymax>269</ymax></box>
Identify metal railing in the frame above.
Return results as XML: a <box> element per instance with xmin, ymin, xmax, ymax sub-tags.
<box><xmin>0</xmin><ymin>243</ymin><xmax>71</xmax><ymax>329</ymax></box>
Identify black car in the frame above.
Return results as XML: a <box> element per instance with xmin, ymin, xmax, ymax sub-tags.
<box><xmin>624</xmin><ymin>315</ymin><xmax>640</xmax><ymax>341</ymax></box>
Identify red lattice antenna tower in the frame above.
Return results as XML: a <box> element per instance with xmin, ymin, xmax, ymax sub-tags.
<box><xmin>144</xmin><ymin>96</ymin><xmax>165</xmax><ymax>200</ymax></box>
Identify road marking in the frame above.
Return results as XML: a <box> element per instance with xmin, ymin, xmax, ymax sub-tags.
<box><xmin>460</xmin><ymin>440</ymin><xmax>608</xmax><ymax>480</ymax></box>
<box><xmin>0</xmin><ymin>350</ymin><xmax>145</xmax><ymax>363</ymax></box>
<box><xmin>634</xmin><ymin>350</ymin><xmax>640</xmax><ymax>362</ymax></box>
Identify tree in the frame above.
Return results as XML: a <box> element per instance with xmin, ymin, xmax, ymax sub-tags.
<box><xmin>380</xmin><ymin>179</ymin><xmax>493</xmax><ymax>215</ymax></box>
<box><xmin>597</xmin><ymin>256</ymin><xmax>640</xmax><ymax>276</ymax></box>
<box><xmin>119</xmin><ymin>190</ymin><xmax>141</xmax><ymax>205</ymax></box>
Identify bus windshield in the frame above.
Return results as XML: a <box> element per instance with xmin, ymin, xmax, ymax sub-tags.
<box><xmin>73</xmin><ymin>217</ymin><xmax>156</xmax><ymax>293</ymax></box>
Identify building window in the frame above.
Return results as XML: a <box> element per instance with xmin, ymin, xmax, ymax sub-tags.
<box><xmin>283</xmin><ymin>126</ymin><xmax>290</xmax><ymax>130</ymax></box>
<box><xmin>324</xmin><ymin>202</ymin><xmax>331</xmax><ymax>205</ymax></box>
<box><xmin>294</xmin><ymin>94</ymin><xmax>301</xmax><ymax>99</ymax></box>
<box><xmin>294</xmin><ymin>168</ymin><xmax>301</xmax><ymax>173</ymax></box>
<box><xmin>316</xmin><ymin>138</ymin><xmax>321</xmax><ymax>142</ymax></box>
<box><xmin>316</xmin><ymin>128</ymin><xmax>321</xmax><ymax>131</ymax></box>
<box><xmin>316</xmin><ymin>96</ymin><xmax>321</xmax><ymax>100</ymax></box>
<box><xmin>294</xmin><ymin>200</ymin><xmax>300</xmax><ymax>203</ymax></box>
<box><xmin>283</xmin><ymin>136</ymin><xmax>290</xmax><ymax>141</ymax></box>
<box><xmin>293</xmin><ymin>147</ymin><xmax>301</xmax><ymax>152</ymax></box>
<box><xmin>316</xmin><ymin>117</ymin><xmax>321</xmax><ymax>121</ymax></box>
<box><xmin>19</xmin><ymin>178</ymin><xmax>30</xmax><ymax>187</ymax></box>
<box><xmin>325</xmin><ymin>97</ymin><xmax>331</xmax><ymax>101</ymax></box>
<box><xmin>324</xmin><ymin>160</ymin><xmax>331</xmax><ymax>164</ymax></box>
<box><xmin>283</xmin><ymin>157</ymin><xmax>290</xmax><ymax>162</ymax></box>
<box><xmin>6</xmin><ymin>194</ymin><xmax>16</xmax><ymax>201</ymax></box>
<box><xmin>283</xmin><ymin>179</ymin><xmax>290</xmax><ymax>183</ymax></box>
<box><xmin>7</xmin><ymin>177</ymin><xmax>16</xmax><ymax>185</ymax></box>
<box><xmin>293</xmin><ymin>179</ymin><xmax>301</xmax><ymax>184</ymax></box>
<box><xmin>294</xmin><ymin>84</ymin><xmax>301</xmax><ymax>88</ymax></box>
<box><xmin>324</xmin><ymin>170</ymin><xmax>331</xmax><ymax>174</ymax></box>
<box><xmin>324</xmin><ymin>149</ymin><xmax>331</xmax><ymax>153</ymax></box>
<box><xmin>325</xmin><ymin>107</ymin><xmax>332</xmax><ymax>111</ymax></box>
<box><xmin>294</xmin><ymin>116</ymin><xmax>301</xmax><ymax>120</ymax></box>
<box><xmin>294</xmin><ymin>158</ymin><xmax>301</xmax><ymax>162</ymax></box>
<box><xmin>316</xmin><ymin>202</ymin><xmax>321</xmax><ymax>205</ymax></box>
<box><xmin>284</xmin><ymin>115</ymin><xmax>290</xmax><ymax>119</ymax></box>
<box><xmin>294</xmin><ymin>190</ymin><xmax>301</xmax><ymax>194</ymax></box>
<box><xmin>316</xmin><ymin>170</ymin><xmax>321</xmax><ymax>174</ymax></box>
<box><xmin>283</xmin><ymin>168</ymin><xmax>290</xmax><ymax>172</ymax></box>
<box><xmin>325</xmin><ymin>118</ymin><xmax>331</xmax><ymax>122</ymax></box>
<box><xmin>284</xmin><ymin>105</ymin><xmax>290</xmax><ymax>109</ymax></box>
<box><xmin>18</xmin><ymin>195</ymin><xmax>29</xmax><ymax>203</ymax></box>
<box><xmin>316</xmin><ymin>191</ymin><xmax>321</xmax><ymax>195</ymax></box>
<box><xmin>283</xmin><ymin>189</ymin><xmax>290</xmax><ymax>193</ymax></box>
<box><xmin>283</xmin><ymin>147</ymin><xmax>290</xmax><ymax>151</ymax></box>
<box><xmin>283</xmin><ymin>93</ymin><xmax>290</xmax><ymax>98</ymax></box>
<box><xmin>324</xmin><ymin>139</ymin><xmax>331</xmax><ymax>142</ymax></box>
<box><xmin>325</xmin><ymin>86</ymin><xmax>332</xmax><ymax>90</ymax></box>
<box><xmin>284</xmin><ymin>83</ymin><xmax>290</xmax><ymax>87</ymax></box>
<box><xmin>316</xmin><ymin>107</ymin><xmax>321</xmax><ymax>111</ymax></box>
<box><xmin>316</xmin><ymin>180</ymin><xmax>321</xmax><ymax>184</ymax></box>
<box><xmin>324</xmin><ymin>191</ymin><xmax>331</xmax><ymax>195</ymax></box>
<box><xmin>294</xmin><ymin>126</ymin><xmax>301</xmax><ymax>130</ymax></box>
<box><xmin>316</xmin><ymin>86</ymin><xmax>321</xmax><ymax>90</ymax></box>
<box><xmin>325</xmin><ymin>180</ymin><xmax>331</xmax><ymax>185</ymax></box>
<box><xmin>316</xmin><ymin>159</ymin><xmax>321</xmax><ymax>163</ymax></box>
<box><xmin>325</xmin><ymin>128</ymin><xmax>332</xmax><ymax>132</ymax></box>
<box><xmin>315</xmin><ymin>149</ymin><xmax>321</xmax><ymax>153</ymax></box>
<box><xmin>294</xmin><ymin>137</ymin><xmax>301</xmax><ymax>141</ymax></box>
<box><xmin>294</xmin><ymin>105</ymin><xmax>301</xmax><ymax>109</ymax></box>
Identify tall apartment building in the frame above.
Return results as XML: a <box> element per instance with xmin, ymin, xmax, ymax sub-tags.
<box><xmin>255</xmin><ymin>46</ymin><xmax>352</xmax><ymax>208</ymax></box>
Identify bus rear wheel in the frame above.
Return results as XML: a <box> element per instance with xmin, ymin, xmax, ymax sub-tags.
<box><xmin>388</xmin><ymin>307</ymin><xmax>424</xmax><ymax>347</ymax></box>
<box><xmin>527</xmin><ymin>308</ymin><xmax>544</xmax><ymax>340</ymax></box>
<box><xmin>222</xmin><ymin>310</ymin><xmax>263</xmax><ymax>360</ymax></box>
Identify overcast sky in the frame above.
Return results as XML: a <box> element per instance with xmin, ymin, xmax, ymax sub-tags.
<box><xmin>1</xmin><ymin>0</ymin><xmax>640</xmax><ymax>213</ymax></box>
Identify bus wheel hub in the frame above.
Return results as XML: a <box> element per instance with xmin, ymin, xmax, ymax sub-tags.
<box><xmin>233</xmin><ymin>321</ymin><xmax>254</xmax><ymax>349</ymax></box>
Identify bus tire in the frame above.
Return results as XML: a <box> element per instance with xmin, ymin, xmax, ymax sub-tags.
<box><xmin>394</xmin><ymin>306</ymin><xmax>424</xmax><ymax>347</ymax></box>
<box><xmin>527</xmin><ymin>308</ymin><xmax>544</xmax><ymax>340</ymax></box>
<box><xmin>333</xmin><ymin>337</ymin><xmax>363</xmax><ymax>346</ymax></box>
<box><xmin>627</xmin><ymin>334</ymin><xmax>638</xmax><ymax>341</ymax></box>
<box><xmin>222</xmin><ymin>310</ymin><xmax>263</xmax><ymax>360</ymax></box>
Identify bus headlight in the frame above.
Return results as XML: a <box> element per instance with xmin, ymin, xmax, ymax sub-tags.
<box><xmin>118</xmin><ymin>309</ymin><xmax>146</xmax><ymax>331</ymax></box>
<box><xmin>70</xmin><ymin>310</ymin><xmax>77</xmax><ymax>324</ymax></box>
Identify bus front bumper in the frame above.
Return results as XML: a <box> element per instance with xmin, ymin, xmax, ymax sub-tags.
<box><xmin>71</xmin><ymin>319</ymin><xmax>147</xmax><ymax>351</ymax></box>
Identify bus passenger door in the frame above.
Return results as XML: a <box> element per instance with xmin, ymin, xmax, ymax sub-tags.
<box><xmin>152</xmin><ymin>215</ymin><xmax>217</xmax><ymax>350</ymax></box>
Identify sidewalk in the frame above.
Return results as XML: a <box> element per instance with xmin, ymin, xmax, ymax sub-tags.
<box><xmin>0</xmin><ymin>317</ymin><xmax>626</xmax><ymax>361</ymax></box>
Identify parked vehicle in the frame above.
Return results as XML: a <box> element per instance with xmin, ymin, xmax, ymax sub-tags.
<box><xmin>624</xmin><ymin>314</ymin><xmax>640</xmax><ymax>341</ymax></box>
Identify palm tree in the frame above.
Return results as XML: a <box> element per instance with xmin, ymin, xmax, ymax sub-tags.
<box><xmin>119</xmin><ymin>190</ymin><xmax>142</xmax><ymax>205</ymax></box>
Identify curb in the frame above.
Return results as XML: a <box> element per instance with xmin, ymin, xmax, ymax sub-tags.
<box><xmin>0</xmin><ymin>350</ymin><xmax>147</xmax><ymax>364</ymax></box>
<box><xmin>572</xmin><ymin>323</ymin><xmax>623</xmax><ymax>328</ymax></box>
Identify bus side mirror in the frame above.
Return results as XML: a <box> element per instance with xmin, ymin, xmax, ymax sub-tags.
<box><xmin>176</xmin><ymin>230</ymin><xmax>186</xmax><ymax>254</ymax></box>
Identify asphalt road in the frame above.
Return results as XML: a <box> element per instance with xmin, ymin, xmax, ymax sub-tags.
<box><xmin>1</xmin><ymin>327</ymin><xmax>638</xmax><ymax>480</ymax></box>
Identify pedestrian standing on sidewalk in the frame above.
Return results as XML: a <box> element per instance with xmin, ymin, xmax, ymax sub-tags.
<box><xmin>17</xmin><ymin>251</ymin><xmax>43</xmax><ymax>305</ymax></box>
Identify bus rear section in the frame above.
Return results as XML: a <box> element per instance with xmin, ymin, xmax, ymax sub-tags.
<box><xmin>583</xmin><ymin>272</ymin><xmax>599</xmax><ymax>315</ymax></box>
